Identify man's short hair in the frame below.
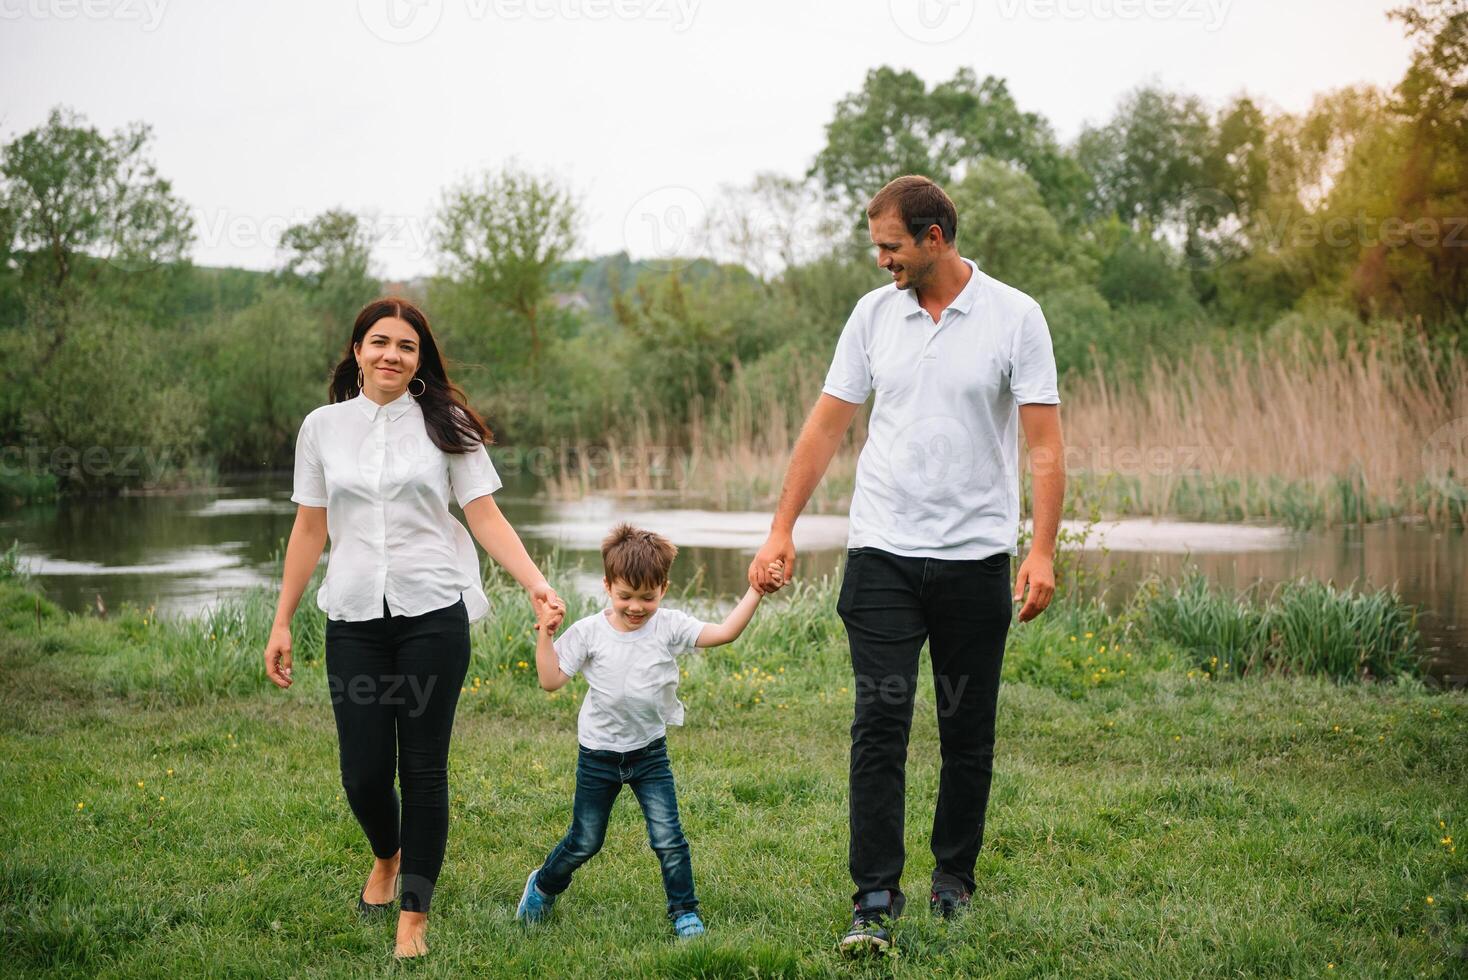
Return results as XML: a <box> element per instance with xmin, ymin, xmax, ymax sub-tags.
<box><xmin>602</xmin><ymin>522</ymin><xmax>678</xmax><ymax>590</ymax></box>
<box><xmin>866</xmin><ymin>175</ymin><xmax>958</xmax><ymax>246</ymax></box>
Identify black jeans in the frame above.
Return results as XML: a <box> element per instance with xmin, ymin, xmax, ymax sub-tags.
<box><xmin>324</xmin><ymin>595</ymin><xmax>471</xmax><ymax>913</ymax></box>
<box><xmin>536</xmin><ymin>736</ymin><xmax>699</xmax><ymax>920</ymax></box>
<box><xmin>836</xmin><ymin>546</ymin><xmax>1013</xmax><ymax>901</ymax></box>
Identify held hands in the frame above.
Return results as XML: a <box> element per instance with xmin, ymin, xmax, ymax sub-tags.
<box><xmin>749</xmin><ymin>531</ymin><xmax>794</xmax><ymax>594</ymax></box>
<box><xmin>264</xmin><ymin>624</ymin><xmax>293</xmax><ymax>689</ymax></box>
<box><xmin>765</xmin><ymin>559</ymin><xmax>786</xmax><ymax>591</ymax></box>
<box><xmin>533</xmin><ymin>594</ymin><xmax>567</xmax><ymax>635</ymax></box>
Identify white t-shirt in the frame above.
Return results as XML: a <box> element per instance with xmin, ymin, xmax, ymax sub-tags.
<box><xmin>290</xmin><ymin>390</ymin><xmax>502</xmax><ymax>622</ymax></box>
<box><xmin>822</xmin><ymin>259</ymin><xmax>1060</xmax><ymax>559</ymax></box>
<box><xmin>554</xmin><ymin>607</ymin><xmax>708</xmax><ymax>752</ymax></box>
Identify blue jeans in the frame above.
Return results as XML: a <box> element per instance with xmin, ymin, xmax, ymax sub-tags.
<box><xmin>535</xmin><ymin>736</ymin><xmax>699</xmax><ymax>919</ymax></box>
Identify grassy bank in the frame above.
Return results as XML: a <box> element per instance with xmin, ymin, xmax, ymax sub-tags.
<box><xmin>1</xmin><ymin>565</ymin><xmax>1465</xmax><ymax>977</ymax></box>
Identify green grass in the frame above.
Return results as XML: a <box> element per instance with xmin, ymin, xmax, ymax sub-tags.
<box><xmin>1</xmin><ymin>566</ymin><xmax>1465</xmax><ymax>978</ymax></box>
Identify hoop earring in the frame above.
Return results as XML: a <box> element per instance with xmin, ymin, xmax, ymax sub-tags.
<box><xmin>356</xmin><ymin>366</ymin><xmax>364</xmax><ymax>390</ymax></box>
<box><xmin>408</xmin><ymin>377</ymin><xmax>426</xmax><ymax>397</ymax></box>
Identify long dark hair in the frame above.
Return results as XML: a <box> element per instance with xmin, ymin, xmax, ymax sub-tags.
<box><xmin>329</xmin><ymin>297</ymin><xmax>493</xmax><ymax>453</ymax></box>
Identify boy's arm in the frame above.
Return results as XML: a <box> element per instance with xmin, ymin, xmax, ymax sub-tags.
<box><xmin>535</xmin><ymin>598</ymin><xmax>572</xmax><ymax>691</ymax></box>
<box><xmin>696</xmin><ymin>584</ymin><xmax>769</xmax><ymax>648</ymax></box>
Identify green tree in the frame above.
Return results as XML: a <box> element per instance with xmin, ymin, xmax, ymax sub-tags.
<box><xmin>1075</xmin><ymin>85</ymin><xmax>1213</xmax><ymax>232</ymax></box>
<box><xmin>199</xmin><ymin>289</ymin><xmax>325</xmax><ymax>470</ymax></box>
<box><xmin>0</xmin><ymin>106</ymin><xmax>192</xmax><ymax>295</ymax></box>
<box><xmin>812</xmin><ymin>67</ymin><xmax>1086</xmax><ymax>222</ymax></box>
<box><xmin>946</xmin><ymin>157</ymin><xmax>1086</xmax><ymax>296</ymax></box>
<box><xmin>433</xmin><ymin>166</ymin><xmax>581</xmax><ymax>374</ymax></box>
<box><xmin>15</xmin><ymin>300</ymin><xmax>203</xmax><ymax>491</ymax></box>
<box><xmin>277</xmin><ymin>208</ymin><xmax>379</xmax><ymax>369</ymax></box>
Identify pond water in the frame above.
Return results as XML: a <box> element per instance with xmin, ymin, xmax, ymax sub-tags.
<box><xmin>3</xmin><ymin>471</ymin><xmax>1464</xmax><ymax>685</ymax></box>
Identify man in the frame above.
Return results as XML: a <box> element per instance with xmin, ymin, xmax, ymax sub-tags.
<box><xmin>748</xmin><ymin>174</ymin><xmax>1065</xmax><ymax>955</ymax></box>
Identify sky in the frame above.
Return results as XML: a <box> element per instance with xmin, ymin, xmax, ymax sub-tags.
<box><xmin>1</xmin><ymin>0</ymin><xmax>1415</xmax><ymax>279</ymax></box>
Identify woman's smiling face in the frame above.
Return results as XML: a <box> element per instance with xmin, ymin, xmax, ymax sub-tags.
<box><xmin>355</xmin><ymin>316</ymin><xmax>421</xmax><ymax>398</ymax></box>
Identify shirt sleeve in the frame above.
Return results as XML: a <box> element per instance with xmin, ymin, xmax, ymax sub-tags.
<box><xmin>1010</xmin><ymin>305</ymin><xmax>1061</xmax><ymax>405</ymax></box>
<box><xmin>290</xmin><ymin>413</ymin><xmax>327</xmax><ymax>508</ymax></box>
<box><xmin>447</xmin><ymin>441</ymin><xmax>503</xmax><ymax>508</ymax></box>
<box><xmin>554</xmin><ymin>620</ymin><xmax>590</xmax><ymax>677</ymax></box>
<box><xmin>660</xmin><ymin>608</ymin><xmax>708</xmax><ymax>656</ymax></box>
<box><xmin>821</xmin><ymin>304</ymin><xmax>873</xmax><ymax>405</ymax></box>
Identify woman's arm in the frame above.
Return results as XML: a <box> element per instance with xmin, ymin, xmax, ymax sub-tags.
<box><xmin>264</xmin><ymin>505</ymin><xmax>328</xmax><ymax>688</ymax></box>
<box><xmin>461</xmin><ymin>494</ymin><xmax>557</xmax><ymax>605</ymax></box>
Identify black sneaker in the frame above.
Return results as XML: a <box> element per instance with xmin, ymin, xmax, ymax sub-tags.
<box><xmin>839</xmin><ymin>889</ymin><xmax>905</xmax><ymax>956</ymax></box>
<box><xmin>930</xmin><ymin>886</ymin><xmax>971</xmax><ymax>919</ymax></box>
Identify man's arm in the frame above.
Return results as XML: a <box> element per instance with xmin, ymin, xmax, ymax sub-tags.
<box><xmin>1015</xmin><ymin>402</ymin><xmax>1065</xmax><ymax>622</ymax></box>
<box><xmin>748</xmin><ymin>394</ymin><xmax>861</xmax><ymax>593</ymax></box>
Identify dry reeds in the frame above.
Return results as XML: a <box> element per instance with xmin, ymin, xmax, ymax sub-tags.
<box><xmin>545</xmin><ymin>331</ymin><xmax>1466</xmax><ymax>528</ymax></box>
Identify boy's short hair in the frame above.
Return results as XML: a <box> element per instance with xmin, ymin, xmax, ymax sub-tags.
<box><xmin>602</xmin><ymin>522</ymin><xmax>678</xmax><ymax>590</ymax></box>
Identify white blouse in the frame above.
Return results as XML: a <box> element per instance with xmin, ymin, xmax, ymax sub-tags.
<box><xmin>290</xmin><ymin>390</ymin><xmax>502</xmax><ymax>622</ymax></box>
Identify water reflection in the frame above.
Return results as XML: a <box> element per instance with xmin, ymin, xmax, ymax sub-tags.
<box><xmin>2</xmin><ymin>472</ymin><xmax>1462</xmax><ymax>681</ymax></box>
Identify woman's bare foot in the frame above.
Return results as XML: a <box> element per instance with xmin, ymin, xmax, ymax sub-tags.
<box><xmin>362</xmin><ymin>849</ymin><xmax>401</xmax><ymax>905</ymax></box>
<box><xmin>394</xmin><ymin>911</ymin><xmax>428</xmax><ymax>958</ymax></box>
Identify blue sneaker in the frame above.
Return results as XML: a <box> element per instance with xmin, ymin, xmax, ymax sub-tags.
<box><xmin>515</xmin><ymin>868</ymin><xmax>555</xmax><ymax>924</ymax></box>
<box><xmin>673</xmin><ymin>911</ymin><xmax>706</xmax><ymax>939</ymax></box>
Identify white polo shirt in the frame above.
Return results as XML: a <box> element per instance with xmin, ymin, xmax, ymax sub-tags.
<box><xmin>822</xmin><ymin>259</ymin><xmax>1060</xmax><ymax>560</ymax></box>
<box><xmin>554</xmin><ymin>607</ymin><xmax>707</xmax><ymax>752</ymax></box>
<box><xmin>290</xmin><ymin>390</ymin><xmax>502</xmax><ymax>622</ymax></box>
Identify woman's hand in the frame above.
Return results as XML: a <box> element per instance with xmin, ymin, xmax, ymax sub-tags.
<box><xmin>264</xmin><ymin>624</ymin><xmax>294</xmax><ymax>688</ymax></box>
<box><xmin>529</xmin><ymin>581</ymin><xmax>560</xmax><ymax>613</ymax></box>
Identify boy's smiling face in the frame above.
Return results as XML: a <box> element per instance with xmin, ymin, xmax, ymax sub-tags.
<box><xmin>604</xmin><ymin>577</ymin><xmax>669</xmax><ymax>631</ymax></box>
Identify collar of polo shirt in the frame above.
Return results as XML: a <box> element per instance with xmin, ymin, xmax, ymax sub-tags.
<box><xmin>901</xmin><ymin>257</ymin><xmax>983</xmax><ymax>320</ymax></box>
<box><xmin>354</xmin><ymin>388</ymin><xmax>416</xmax><ymax>422</ymax></box>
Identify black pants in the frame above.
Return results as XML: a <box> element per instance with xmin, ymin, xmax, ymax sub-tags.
<box><xmin>836</xmin><ymin>546</ymin><xmax>1013</xmax><ymax>901</ymax></box>
<box><xmin>324</xmin><ymin>595</ymin><xmax>471</xmax><ymax>913</ymax></box>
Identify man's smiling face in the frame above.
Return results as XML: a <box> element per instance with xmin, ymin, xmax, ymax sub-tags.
<box><xmin>868</xmin><ymin>208</ymin><xmax>939</xmax><ymax>292</ymax></box>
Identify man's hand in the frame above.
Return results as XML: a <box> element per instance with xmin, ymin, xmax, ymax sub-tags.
<box><xmin>749</xmin><ymin>531</ymin><xmax>795</xmax><ymax>594</ymax></box>
<box><xmin>1013</xmin><ymin>551</ymin><xmax>1055</xmax><ymax>623</ymax></box>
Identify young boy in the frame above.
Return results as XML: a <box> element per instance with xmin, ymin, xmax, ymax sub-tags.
<box><xmin>518</xmin><ymin>522</ymin><xmax>783</xmax><ymax>939</ymax></box>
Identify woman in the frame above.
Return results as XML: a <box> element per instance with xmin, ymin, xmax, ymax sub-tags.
<box><xmin>263</xmin><ymin>296</ymin><xmax>559</xmax><ymax>959</ymax></box>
